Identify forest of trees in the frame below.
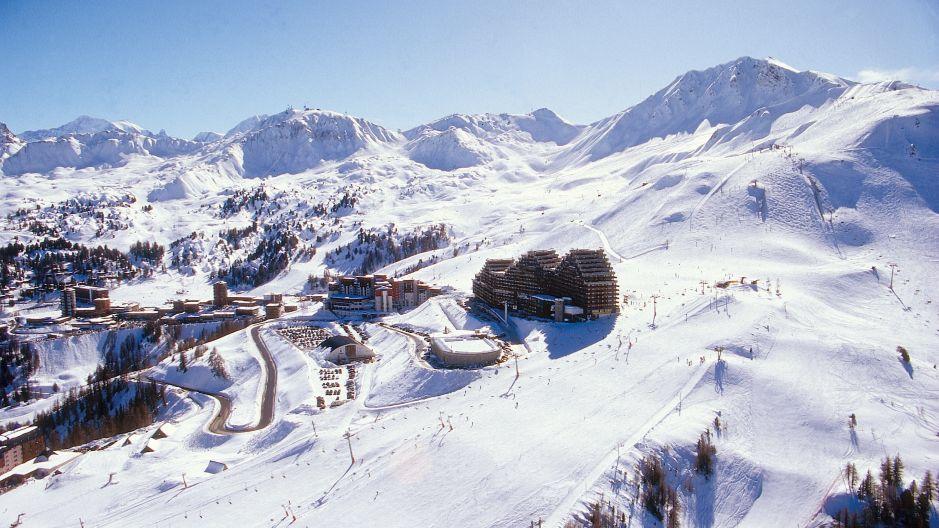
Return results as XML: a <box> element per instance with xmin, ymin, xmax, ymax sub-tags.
<box><xmin>128</xmin><ymin>240</ymin><xmax>166</xmax><ymax>265</ymax></box>
<box><xmin>0</xmin><ymin>341</ymin><xmax>38</xmax><ymax>406</ymax></box>
<box><xmin>835</xmin><ymin>455</ymin><xmax>935</xmax><ymax>527</ymax></box>
<box><xmin>87</xmin><ymin>333</ymin><xmax>150</xmax><ymax>385</ymax></box>
<box><xmin>0</xmin><ymin>237</ymin><xmax>140</xmax><ymax>290</ymax></box>
<box><xmin>34</xmin><ymin>376</ymin><xmax>166</xmax><ymax>450</ymax></box>
<box><xmin>326</xmin><ymin>223</ymin><xmax>451</xmax><ymax>276</ymax></box>
<box><xmin>216</xmin><ymin>226</ymin><xmax>299</xmax><ymax>287</ymax></box>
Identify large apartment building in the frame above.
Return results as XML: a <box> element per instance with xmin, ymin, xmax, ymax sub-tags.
<box><xmin>327</xmin><ymin>274</ymin><xmax>442</xmax><ymax>315</ymax></box>
<box><xmin>0</xmin><ymin>426</ymin><xmax>45</xmax><ymax>474</ymax></box>
<box><xmin>472</xmin><ymin>248</ymin><xmax>618</xmax><ymax>320</ymax></box>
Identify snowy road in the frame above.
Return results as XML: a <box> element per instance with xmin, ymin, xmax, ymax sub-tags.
<box><xmin>145</xmin><ymin>322</ymin><xmax>278</xmax><ymax>434</ymax></box>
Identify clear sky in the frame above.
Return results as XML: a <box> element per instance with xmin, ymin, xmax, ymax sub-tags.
<box><xmin>2</xmin><ymin>0</ymin><xmax>937</xmax><ymax>138</ymax></box>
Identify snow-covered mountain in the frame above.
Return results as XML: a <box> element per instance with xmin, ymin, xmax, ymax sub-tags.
<box><xmin>2</xmin><ymin>127</ymin><xmax>203</xmax><ymax>175</ymax></box>
<box><xmin>0</xmin><ymin>122</ymin><xmax>23</xmax><ymax>161</ymax></box>
<box><xmin>18</xmin><ymin>115</ymin><xmax>147</xmax><ymax>141</ymax></box>
<box><xmin>224</xmin><ymin>114</ymin><xmax>269</xmax><ymax>137</ymax></box>
<box><xmin>406</xmin><ymin>126</ymin><xmax>496</xmax><ymax>170</ymax></box>
<box><xmin>561</xmin><ymin>57</ymin><xmax>855</xmax><ymax>163</ymax></box>
<box><xmin>1</xmin><ymin>57</ymin><xmax>938</xmax><ymax>528</ymax></box>
<box><xmin>193</xmin><ymin>131</ymin><xmax>223</xmax><ymax>143</ymax></box>
<box><xmin>405</xmin><ymin>107</ymin><xmax>583</xmax><ymax>145</ymax></box>
<box><xmin>216</xmin><ymin>108</ymin><xmax>401</xmax><ymax>177</ymax></box>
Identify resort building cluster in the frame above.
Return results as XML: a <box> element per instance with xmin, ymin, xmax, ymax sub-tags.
<box><xmin>472</xmin><ymin>248</ymin><xmax>618</xmax><ymax>321</ymax></box>
<box><xmin>326</xmin><ymin>274</ymin><xmax>442</xmax><ymax>316</ymax></box>
<box><xmin>51</xmin><ymin>281</ymin><xmax>298</xmax><ymax>327</ymax></box>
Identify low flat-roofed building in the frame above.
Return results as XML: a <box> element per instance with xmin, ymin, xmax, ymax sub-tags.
<box><xmin>235</xmin><ymin>305</ymin><xmax>260</xmax><ymax>316</ymax></box>
<box><xmin>430</xmin><ymin>331</ymin><xmax>503</xmax><ymax>367</ymax></box>
<box><xmin>0</xmin><ymin>449</ymin><xmax>80</xmax><ymax>488</ymax></box>
<box><xmin>73</xmin><ymin>307</ymin><xmax>96</xmax><ymax>318</ymax></box>
<box><xmin>109</xmin><ymin>302</ymin><xmax>140</xmax><ymax>314</ymax></box>
<box><xmin>328</xmin><ymin>293</ymin><xmax>375</xmax><ymax>315</ymax></box>
<box><xmin>121</xmin><ymin>309</ymin><xmax>161</xmax><ymax>321</ymax></box>
<box><xmin>0</xmin><ymin>426</ymin><xmax>45</xmax><ymax>474</ymax></box>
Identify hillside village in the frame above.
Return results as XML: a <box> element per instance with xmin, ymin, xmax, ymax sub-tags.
<box><xmin>0</xmin><ymin>56</ymin><xmax>937</xmax><ymax>527</ymax></box>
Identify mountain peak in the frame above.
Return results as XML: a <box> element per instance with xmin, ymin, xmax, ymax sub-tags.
<box><xmin>531</xmin><ymin>107</ymin><xmax>562</xmax><ymax>120</ymax></box>
<box><xmin>193</xmin><ymin>131</ymin><xmax>223</xmax><ymax>143</ymax></box>
<box><xmin>405</xmin><ymin>108</ymin><xmax>583</xmax><ymax>145</ymax></box>
<box><xmin>20</xmin><ymin>115</ymin><xmax>146</xmax><ymax>142</ymax></box>
<box><xmin>566</xmin><ymin>56</ymin><xmax>854</xmax><ymax>161</ymax></box>
<box><xmin>0</xmin><ymin>121</ymin><xmax>25</xmax><ymax>161</ymax></box>
<box><xmin>229</xmin><ymin>108</ymin><xmax>400</xmax><ymax>177</ymax></box>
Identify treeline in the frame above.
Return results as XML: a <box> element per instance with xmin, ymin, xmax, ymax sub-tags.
<box><xmin>34</xmin><ymin>377</ymin><xmax>166</xmax><ymax>450</ymax></box>
<box><xmin>6</xmin><ymin>194</ymin><xmax>137</xmax><ymax>239</ymax></box>
<box><xmin>326</xmin><ymin>223</ymin><xmax>451</xmax><ymax>275</ymax></box>
<box><xmin>164</xmin><ymin>318</ymin><xmax>256</xmax><ymax>356</ymax></box>
<box><xmin>217</xmin><ymin>226</ymin><xmax>299</xmax><ymax>286</ymax></box>
<box><xmin>128</xmin><ymin>240</ymin><xmax>165</xmax><ymax>265</ymax></box>
<box><xmin>0</xmin><ymin>341</ymin><xmax>38</xmax><ymax>406</ymax></box>
<box><xmin>219</xmin><ymin>186</ymin><xmax>357</xmax><ymax>220</ymax></box>
<box><xmin>0</xmin><ymin>237</ymin><xmax>139</xmax><ymax>290</ymax></box>
<box><xmin>220</xmin><ymin>187</ymin><xmax>270</xmax><ymax>217</ymax></box>
<box><xmin>638</xmin><ymin>453</ymin><xmax>682</xmax><ymax>528</ymax></box>
<box><xmin>835</xmin><ymin>455</ymin><xmax>935</xmax><ymax>527</ymax></box>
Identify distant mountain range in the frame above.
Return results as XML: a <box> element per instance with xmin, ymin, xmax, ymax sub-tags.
<box><xmin>5</xmin><ymin>56</ymin><xmax>932</xmax><ymax>181</ymax></box>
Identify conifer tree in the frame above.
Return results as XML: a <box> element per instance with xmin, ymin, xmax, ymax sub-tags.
<box><xmin>209</xmin><ymin>348</ymin><xmax>229</xmax><ymax>380</ymax></box>
<box><xmin>178</xmin><ymin>349</ymin><xmax>188</xmax><ymax>372</ymax></box>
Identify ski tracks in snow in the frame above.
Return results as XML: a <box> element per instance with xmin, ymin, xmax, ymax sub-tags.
<box><xmin>542</xmin><ymin>359</ymin><xmax>715</xmax><ymax>527</ymax></box>
<box><xmin>688</xmin><ymin>159</ymin><xmax>750</xmax><ymax>230</ymax></box>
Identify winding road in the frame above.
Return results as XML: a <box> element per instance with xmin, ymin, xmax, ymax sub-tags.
<box><xmin>145</xmin><ymin>322</ymin><xmax>278</xmax><ymax>434</ymax></box>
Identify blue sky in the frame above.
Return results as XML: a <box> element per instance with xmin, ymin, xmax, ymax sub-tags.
<box><xmin>2</xmin><ymin>0</ymin><xmax>937</xmax><ymax>138</ymax></box>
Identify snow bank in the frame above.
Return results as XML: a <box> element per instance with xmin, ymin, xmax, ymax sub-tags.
<box><xmin>149</xmin><ymin>327</ymin><xmax>263</xmax><ymax>428</ymax></box>
<box><xmin>364</xmin><ymin>326</ymin><xmax>478</xmax><ymax>407</ymax></box>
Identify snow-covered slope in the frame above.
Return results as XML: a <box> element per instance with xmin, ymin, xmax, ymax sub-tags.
<box><xmin>406</xmin><ymin>126</ymin><xmax>495</xmax><ymax>170</ymax></box>
<box><xmin>1</xmin><ymin>57</ymin><xmax>938</xmax><ymax>528</ymax></box>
